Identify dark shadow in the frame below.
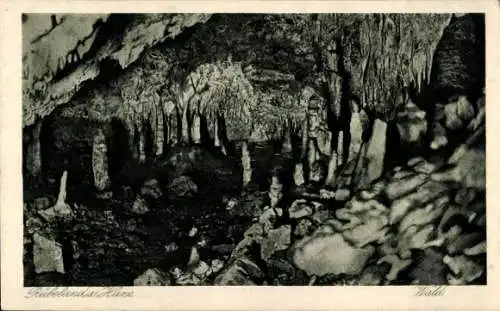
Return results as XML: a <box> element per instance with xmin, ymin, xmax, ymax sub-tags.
<box><xmin>107</xmin><ymin>118</ymin><xmax>131</xmax><ymax>186</ymax></box>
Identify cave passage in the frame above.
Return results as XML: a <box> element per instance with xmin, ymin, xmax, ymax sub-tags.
<box><xmin>22</xmin><ymin>13</ymin><xmax>486</xmax><ymax>287</ymax></box>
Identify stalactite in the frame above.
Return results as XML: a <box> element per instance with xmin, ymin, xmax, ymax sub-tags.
<box><xmin>156</xmin><ymin>107</ymin><xmax>164</xmax><ymax>156</ymax></box>
<box><xmin>241</xmin><ymin>140</ymin><xmax>252</xmax><ymax>187</ymax></box>
<box><xmin>92</xmin><ymin>128</ymin><xmax>112</xmax><ymax>198</ymax></box>
<box><xmin>149</xmin><ymin>101</ymin><xmax>158</xmax><ymax>155</ymax></box>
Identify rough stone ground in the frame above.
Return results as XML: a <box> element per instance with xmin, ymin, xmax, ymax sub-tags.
<box><xmin>23</xmin><ymin>142</ymin><xmax>274</xmax><ymax>286</ymax></box>
<box><xmin>210</xmin><ymin>112</ymin><xmax>485</xmax><ymax>286</ymax></box>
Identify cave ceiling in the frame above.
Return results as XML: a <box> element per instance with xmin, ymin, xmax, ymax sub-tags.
<box><xmin>23</xmin><ymin>13</ymin><xmax>458</xmax><ymax>129</ymax></box>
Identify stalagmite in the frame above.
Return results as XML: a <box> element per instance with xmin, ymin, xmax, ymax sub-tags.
<box><xmin>216</xmin><ymin>115</ymin><xmax>228</xmax><ymax>156</ymax></box>
<box><xmin>138</xmin><ymin>128</ymin><xmax>146</xmax><ymax>163</ymax></box>
<box><xmin>128</xmin><ymin>122</ymin><xmax>138</xmax><ymax>160</ymax></box>
<box><xmin>92</xmin><ymin>128</ymin><xmax>112</xmax><ymax>198</ymax></box>
<box><xmin>191</xmin><ymin>112</ymin><xmax>201</xmax><ymax>144</ymax></box>
<box><xmin>348</xmin><ymin>105</ymin><xmax>364</xmax><ymax>164</ymax></box>
<box><xmin>324</xmin><ymin>150</ymin><xmax>338</xmax><ymax>187</ymax></box>
<box><xmin>281</xmin><ymin>126</ymin><xmax>293</xmax><ymax>154</ymax></box>
<box><xmin>164</xmin><ymin>101</ymin><xmax>178</xmax><ymax>146</ymax></box>
<box><xmin>214</xmin><ymin>116</ymin><xmax>221</xmax><ymax>147</ymax></box>
<box><xmin>155</xmin><ymin>108</ymin><xmax>164</xmax><ymax>156</ymax></box>
<box><xmin>181</xmin><ymin>104</ymin><xmax>190</xmax><ymax>144</ymax></box>
<box><xmin>241</xmin><ymin>141</ymin><xmax>252</xmax><ymax>187</ymax></box>
<box><xmin>359</xmin><ymin>119</ymin><xmax>387</xmax><ymax>188</ymax></box>
<box><xmin>337</xmin><ymin>131</ymin><xmax>344</xmax><ymax>167</ymax></box>
<box><xmin>307</xmin><ymin>139</ymin><xmax>318</xmax><ymax>182</ymax></box>
<box><xmin>269</xmin><ymin>175</ymin><xmax>283</xmax><ymax>208</ymax></box>
<box><xmin>26</xmin><ymin>117</ymin><xmax>43</xmax><ymax>176</ymax></box>
<box><xmin>293</xmin><ymin>163</ymin><xmax>305</xmax><ymax>186</ymax></box>
<box><xmin>56</xmin><ymin>170</ymin><xmax>68</xmax><ymax>206</ymax></box>
<box><xmin>38</xmin><ymin>170</ymin><xmax>72</xmax><ymax>221</ymax></box>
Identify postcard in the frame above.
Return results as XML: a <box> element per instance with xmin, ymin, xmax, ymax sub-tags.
<box><xmin>1</xmin><ymin>0</ymin><xmax>499</xmax><ymax>310</ymax></box>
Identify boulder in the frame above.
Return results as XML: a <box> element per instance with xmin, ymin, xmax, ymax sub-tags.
<box><xmin>392</xmin><ymin>170</ymin><xmax>415</xmax><ymax>180</ymax></box>
<box><xmin>140</xmin><ymin>179</ymin><xmax>163</xmax><ymax>199</ymax></box>
<box><xmin>31</xmin><ymin>197</ymin><xmax>52</xmax><ymax>211</ymax></box>
<box><xmin>134</xmin><ymin>268</ymin><xmax>171</xmax><ymax>286</ymax></box>
<box><xmin>446</xmin><ymin>232</ymin><xmax>483</xmax><ymax>255</ymax></box>
<box><xmin>261</xmin><ymin>225</ymin><xmax>292</xmax><ymax>261</ymax></box>
<box><xmin>377</xmin><ymin>254</ymin><xmax>412</xmax><ymax>281</ymax></box>
<box><xmin>25</xmin><ymin>216</ymin><xmax>44</xmax><ymax>235</ymax></box>
<box><xmin>412</xmin><ymin>160</ymin><xmax>438</xmax><ymax>175</ymax></box>
<box><xmin>243</xmin><ymin>222</ymin><xmax>266</xmax><ymax>240</ymax></box>
<box><xmin>389</xmin><ymin>180</ymin><xmax>449</xmax><ymax>225</ymax></box>
<box><xmin>33</xmin><ymin>233</ymin><xmax>64</xmax><ymax>274</ymax></box>
<box><xmin>442</xmin><ymin>96</ymin><xmax>475</xmax><ymax>131</ymax></box>
<box><xmin>359</xmin><ymin>189</ymin><xmax>378</xmax><ymax>200</ymax></box>
<box><xmin>430</xmin><ymin>122</ymin><xmax>449</xmax><ymax>150</ymax></box>
<box><xmin>397</xmin><ymin>224</ymin><xmax>441</xmax><ymax>256</ymax></box>
<box><xmin>398</xmin><ymin>195</ymin><xmax>449</xmax><ymax>233</ymax></box>
<box><xmin>346</xmin><ymin>197</ymin><xmax>387</xmax><ymax>214</ymax></box>
<box><xmin>433</xmin><ymin>145</ymin><xmax>485</xmax><ymax>191</ymax></box>
<box><xmin>385</xmin><ymin>173</ymin><xmax>428</xmax><ymax>201</ymax></box>
<box><xmin>192</xmin><ymin>261</ymin><xmax>211</xmax><ymax>279</ymax></box>
<box><xmin>319</xmin><ymin>188</ymin><xmax>336</xmax><ymax>200</ymax></box>
<box><xmin>342</xmin><ymin>215</ymin><xmax>389</xmax><ymax>247</ymax></box>
<box><xmin>210</xmin><ymin>259</ymin><xmax>225</xmax><ymax>275</ymax></box>
<box><xmin>454</xmin><ymin>187</ymin><xmax>478</xmax><ymax>206</ymax></box>
<box><xmin>311</xmin><ymin>210</ymin><xmax>330</xmax><ymax>224</ymax></box>
<box><xmin>444</xmin><ymin>254</ymin><xmax>484</xmax><ymax>285</ymax></box>
<box><xmin>293</xmin><ymin>232</ymin><xmax>375</xmax><ymax>277</ymax></box>
<box><xmin>131</xmin><ymin>196</ymin><xmax>150</xmax><ymax>215</ymax></box>
<box><xmin>289</xmin><ymin>199</ymin><xmax>314</xmax><ymax>219</ymax></box>
<box><xmin>396</xmin><ymin>102</ymin><xmax>427</xmax><ymax>145</ymax></box>
<box><xmin>335</xmin><ymin>188</ymin><xmax>351</xmax><ymax>201</ymax></box>
<box><xmin>359</xmin><ymin>264</ymin><xmax>390</xmax><ymax>285</ymax></box>
<box><xmin>214</xmin><ymin>256</ymin><xmax>266</xmax><ymax>285</ymax></box>
<box><xmin>167</xmin><ymin>176</ymin><xmax>198</xmax><ymax>197</ymax></box>
<box><xmin>294</xmin><ymin>219</ymin><xmax>315</xmax><ymax>238</ymax></box>
<box><xmin>38</xmin><ymin>203</ymin><xmax>72</xmax><ymax>222</ymax></box>
<box><xmin>464</xmin><ymin>241</ymin><xmax>486</xmax><ymax>256</ymax></box>
<box><xmin>175</xmin><ymin>273</ymin><xmax>202</xmax><ymax>286</ymax></box>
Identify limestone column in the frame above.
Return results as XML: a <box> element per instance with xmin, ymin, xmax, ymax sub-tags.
<box><xmin>92</xmin><ymin>128</ymin><xmax>112</xmax><ymax>198</ymax></box>
<box><xmin>155</xmin><ymin>108</ymin><xmax>164</xmax><ymax>156</ymax></box>
<box><xmin>241</xmin><ymin>140</ymin><xmax>252</xmax><ymax>187</ymax></box>
<box><xmin>26</xmin><ymin>117</ymin><xmax>43</xmax><ymax>176</ymax></box>
<box><xmin>191</xmin><ymin>112</ymin><xmax>201</xmax><ymax>144</ymax></box>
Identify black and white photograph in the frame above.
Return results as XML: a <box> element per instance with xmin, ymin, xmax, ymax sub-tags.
<box><xmin>20</xmin><ymin>11</ymin><xmax>486</xmax><ymax>289</ymax></box>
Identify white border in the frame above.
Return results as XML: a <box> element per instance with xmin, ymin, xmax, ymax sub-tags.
<box><xmin>1</xmin><ymin>1</ymin><xmax>499</xmax><ymax>310</ymax></box>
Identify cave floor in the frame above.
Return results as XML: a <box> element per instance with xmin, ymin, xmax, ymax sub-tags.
<box><xmin>23</xmin><ymin>141</ymin><xmax>284</xmax><ymax>286</ymax></box>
